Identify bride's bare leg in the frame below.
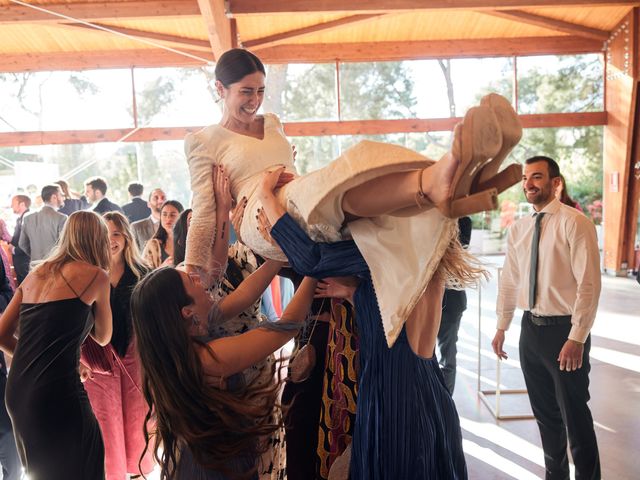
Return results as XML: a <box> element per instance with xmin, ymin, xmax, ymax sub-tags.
<box><xmin>341</xmin><ymin>153</ymin><xmax>458</xmax><ymax>218</ymax></box>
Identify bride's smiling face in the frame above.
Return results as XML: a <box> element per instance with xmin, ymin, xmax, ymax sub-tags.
<box><xmin>218</xmin><ymin>71</ymin><xmax>265</xmax><ymax>125</ymax></box>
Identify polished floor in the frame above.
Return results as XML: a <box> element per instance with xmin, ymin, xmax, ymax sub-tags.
<box><xmin>453</xmin><ymin>257</ymin><xmax>640</xmax><ymax>480</ymax></box>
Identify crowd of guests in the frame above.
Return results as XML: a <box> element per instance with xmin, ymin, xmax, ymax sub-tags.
<box><xmin>0</xmin><ymin>46</ymin><xmax>603</xmax><ymax>480</ymax></box>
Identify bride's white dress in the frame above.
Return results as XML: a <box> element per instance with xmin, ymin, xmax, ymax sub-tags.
<box><xmin>185</xmin><ymin>113</ymin><xmax>455</xmax><ymax>346</ymax></box>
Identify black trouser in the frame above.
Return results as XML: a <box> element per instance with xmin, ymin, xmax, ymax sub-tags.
<box><xmin>437</xmin><ymin>289</ymin><xmax>466</xmax><ymax>395</ymax></box>
<box><xmin>519</xmin><ymin>313</ymin><xmax>600</xmax><ymax>480</ymax></box>
<box><xmin>0</xmin><ymin>375</ymin><xmax>21</xmax><ymax>480</ymax></box>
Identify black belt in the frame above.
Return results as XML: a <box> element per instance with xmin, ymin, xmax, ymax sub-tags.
<box><xmin>524</xmin><ymin>311</ymin><xmax>572</xmax><ymax>326</ymax></box>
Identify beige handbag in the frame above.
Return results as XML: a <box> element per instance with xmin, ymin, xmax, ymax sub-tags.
<box><xmin>288</xmin><ymin>299</ymin><xmax>325</xmax><ymax>383</ymax></box>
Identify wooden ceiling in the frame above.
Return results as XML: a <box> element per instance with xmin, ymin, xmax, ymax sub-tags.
<box><xmin>0</xmin><ymin>0</ymin><xmax>637</xmax><ymax>72</ymax></box>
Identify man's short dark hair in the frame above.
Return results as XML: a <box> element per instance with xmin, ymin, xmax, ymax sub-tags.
<box><xmin>13</xmin><ymin>194</ymin><xmax>31</xmax><ymax>209</ymax></box>
<box><xmin>525</xmin><ymin>156</ymin><xmax>561</xmax><ymax>179</ymax></box>
<box><xmin>41</xmin><ymin>184</ymin><xmax>61</xmax><ymax>203</ymax></box>
<box><xmin>85</xmin><ymin>176</ymin><xmax>108</xmax><ymax>195</ymax></box>
<box><xmin>128</xmin><ymin>182</ymin><xmax>144</xmax><ymax>197</ymax></box>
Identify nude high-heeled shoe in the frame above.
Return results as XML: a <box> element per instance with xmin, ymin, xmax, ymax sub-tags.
<box><xmin>473</xmin><ymin>93</ymin><xmax>523</xmax><ymax>195</ymax></box>
<box><xmin>437</xmin><ymin>105</ymin><xmax>503</xmax><ymax>218</ymax></box>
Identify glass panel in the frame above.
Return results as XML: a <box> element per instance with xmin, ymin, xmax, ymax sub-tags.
<box><xmin>471</xmin><ymin>125</ymin><xmax>604</xmax><ymax>254</ymax></box>
<box><xmin>133</xmin><ymin>67</ymin><xmax>221</xmax><ymax>128</ymax></box>
<box><xmin>1</xmin><ymin>140</ymin><xmax>191</xmax><ymax>208</ymax></box>
<box><xmin>339</xmin><ymin>61</ymin><xmax>420</xmax><ymax>120</ymax></box>
<box><xmin>517</xmin><ymin>54</ymin><xmax>604</xmax><ymax>114</ymax></box>
<box><xmin>450</xmin><ymin>57</ymin><xmax>514</xmax><ymax>115</ymax></box>
<box><xmin>0</xmin><ymin>70</ymin><xmax>133</xmax><ymax>132</ymax></box>
<box><xmin>278</xmin><ymin>63</ymin><xmax>338</xmax><ymax>122</ymax></box>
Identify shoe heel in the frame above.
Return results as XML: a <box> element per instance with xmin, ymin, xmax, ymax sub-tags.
<box><xmin>445</xmin><ymin>188</ymin><xmax>498</xmax><ymax>218</ymax></box>
<box><xmin>476</xmin><ymin>163</ymin><xmax>522</xmax><ymax>194</ymax></box>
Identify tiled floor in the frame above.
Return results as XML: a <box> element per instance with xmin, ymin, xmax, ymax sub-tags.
<box><xmin>453</xmin><ymin>257</ymin><xmax>640</xmax><ymax>480</ymax></box>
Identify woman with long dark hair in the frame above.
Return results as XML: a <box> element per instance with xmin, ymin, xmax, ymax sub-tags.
<box><xmin>172</xmin><ymin>208</ymin><xmax>192</xmax><ymax>267</ymax></box>
<box><xmin>143</xmin><ymin>200</ymin><xmax>184</xmax><ymax>268</ymax></box>
<box><xmin>132</xmin><ymin>265</ymin><xmax>316</xmax><ymax>479</ymax></box>
<box><xmin>81</xmin><ymin>211</ymin><xmax>155</xmax><ymax>480</ymax></box>
<box><xmin>0</xmin><ymin>211</ymin><xmax>112</xmax><ymax>480</ymax></box>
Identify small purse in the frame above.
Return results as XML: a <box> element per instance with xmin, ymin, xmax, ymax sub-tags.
<box><xmin>80</xmin><ymin>336</ymin><xmax>114</xmax><ymax>374</ymax></box>
<box><xmin>288</xmin><ymin>299</ymin><xmax>325</xmax><ymax>383</ymax></box>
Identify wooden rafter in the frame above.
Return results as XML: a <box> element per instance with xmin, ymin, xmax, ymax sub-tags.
<box><xmin>196</xmin><ymin>0</ymin><xmax>235</xmax><ymax>59</ymax></box>
<box><xmin>483</xmin><ymin>10</ymin><xmax>610</xmax><ymax>41</ymax></box>
<box><xmin>243</xmin><ymin>14</ymin><xmax>385</xmax><ymax>50</ymax></box>
<box><xmin>0</xmin><ymin>35</ymin><xmax>603</xmax><ymax>73</ymax></box>
<box><xmin>256</xmin><ymin>36</ymin><xmax>604</xmax><ymax>64</ymax></box>
<box><xmin>228</xmin><ymin>0</ymin><xmax>640</xmax><ymax>15</ymax></box>
<box><xmin>0</xmin><ymin>112</ymin><xmax>607</xmax><ymax>147</ymax></box>
<box><xmin>62</xmin><ymin>23</ymin><xmax>212</xmax><ymax>53</ymax></box>
<box><xmin>0</xmin><ymin>49</ymin><xmax>213</xmax><ymax>73</ymax></box>
<box><xmin>0</xmin><ymin>1</ymin><xmax>200</xmax><ymax>24</ymax></box>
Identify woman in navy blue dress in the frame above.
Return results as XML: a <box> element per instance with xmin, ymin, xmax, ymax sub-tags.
<box><xmin>258</xmin><ymin>168</ymin><xmax>475</xmax><ymax>479</ymax></box>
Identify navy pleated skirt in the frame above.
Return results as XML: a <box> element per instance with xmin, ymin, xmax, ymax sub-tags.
<box><xmin>271</xmin><ymin>214</ymin><xmax>467</xmax><ymax>479</ymax></box>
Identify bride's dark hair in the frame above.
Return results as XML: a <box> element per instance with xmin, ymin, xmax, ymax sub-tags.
<box><xmin>215</xmin><ymin>48</ymin><xmax>266</xmax><ymax>87</ymax></box>
<box><xmin>131</xmin><ymin>267</ymin><xmax>280</xmax><ymax>479</ymax></box>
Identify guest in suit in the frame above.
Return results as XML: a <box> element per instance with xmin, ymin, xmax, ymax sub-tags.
<box><xmin>19</xmin><ymin>184</ymin><xmax>67</xmax><ymax>263</ymax></box>
<box><xmin>55</xmin><ymin>179</ymin><xmax>90</xmax><ymax>216</ymax></box>
<box><xmin>122</xmin><ymin>182</ymin><xmax>151</xmax><ymax>223</ymax></box>
<box><xmin>85</xmin><ymin>176</ymin><xmax>123</xmax><ymax>215</ymax></box>
<box><xmin>0</xmin><ymin>260</ymin><xmax>21</xmax><ymax>480</ymax></box>
<box><xmin>493</xmin><ymin>156</ymin><xmax>601</xmax><ymax>480</ymax></box>
<box><xmin>10</xmin><ymin>195</ymin><xmax>31</xmax><ymax>284</ymax></box>
<box><xmin>437</xmin><ymin>215</ymin><xmax>472</xmax><ymax>394</ymax></box>
<box><xmin>131</xmin><ymin>188</ymin><xmax>166</xmax><ymax>251</ymax></box>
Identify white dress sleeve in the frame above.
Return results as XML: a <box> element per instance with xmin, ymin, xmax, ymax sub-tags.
<box><xmin>184</xmin><ymin>130</ymin><xmax>217</xmax><ymax>269</ymax></box>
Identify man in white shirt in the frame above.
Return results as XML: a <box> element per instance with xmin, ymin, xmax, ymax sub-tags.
<box><xmin>492</xmin><ymin>156</ymin><xmax>601</xmax><ymax>480</ymax></box>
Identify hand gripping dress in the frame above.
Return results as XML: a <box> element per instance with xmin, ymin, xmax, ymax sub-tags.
<box><xmin>6</xmin><ymin>274</ymin><xmax>105</xmax><ymax>480</ymax></box>
<box><xmin>185</xmin><ymin>113</ymin><xmax>456</xmax><ymax>347</ymax></box>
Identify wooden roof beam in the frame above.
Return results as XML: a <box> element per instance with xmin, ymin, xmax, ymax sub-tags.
<box><xmin>483</xmin><ymin>10</ymin><xmax>610</xmax><ymax>41</ymax></box>
<box><xmin>228</xmin><ymin>0</ymin><xmax>640</xmax><ymax>15</ymax></box>
<box><xmin>256</xmin><ymin>36</ymin><xmax>605</xmax><ymax>63</ymax></box>
<box><xmin>0</xmin><ymin>36</ymin><xmax>602</xmax><ymax>73</ymax></box>
<box><xmin>0</xmin><ymin>49</ymin><xmax>213</xmax><ymax>73</ymax></box>
<box><xmin>62</xmin><ymin>23</ymin><xmax>213</xmax><ymax>53</ymax></box>
<box><xmin>0</xmin><ymin>0</ymin><xmax>200</xmax><ymax>24</ymax></box>
<box><xmin>197</xmin><ymin>0</ymin><xmax>236</xmax><ymax>59</ymax></box>
<box><xmin>0</xmin><ymin>112</ymin><xmax>607</xmax><ymax>147</ymax></box>
<box><xmin>243</xmin><ymin>14</ymin><xmax>385</xmax><ymax>50</ymax></box>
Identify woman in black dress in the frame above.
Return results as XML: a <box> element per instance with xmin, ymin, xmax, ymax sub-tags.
<box><xmin>0</xmin><ymin>210</ymin><xmax>112</xmax><ymax>480</ymax></box>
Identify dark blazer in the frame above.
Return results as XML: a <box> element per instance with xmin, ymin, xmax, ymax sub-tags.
<box><xmin>10</xmin><ymin>210</ymin><xmax>30</xmax><ymax>284</ymax></box>
<box><xmin>122</xmin><ymin>197</ymin><xmax>151</xmax><ymax>223</ymax></box>
<box><xmin>58</xmin><ymin>197</ymin><xmax>89</xmax><ymax>216</ymax></box>
<box><xmin>93</xmin><ymin>197</ymin><xmax>123</xmax><ymax>215</ymax></box>
<box><xmin>443</xmin><ymin>216</ymin><xmax>473</xmax><ymax>311</ymax></box>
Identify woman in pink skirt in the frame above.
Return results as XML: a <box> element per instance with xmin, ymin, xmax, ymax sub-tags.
<box><xmin>80</xmin><ymin>211</ymin><xmax>155</xmax><ymax>479</ymax></box>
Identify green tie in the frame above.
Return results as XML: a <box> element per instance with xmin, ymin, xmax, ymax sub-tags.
<box><xmin>529</xmin><ymin>212</ymin><xmax>546</xmax><ymax>310</ymax></box>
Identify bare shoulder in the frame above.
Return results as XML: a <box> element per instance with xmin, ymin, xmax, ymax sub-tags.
<box><xmin>63</xmin><ymin>262</ymin><xmax>108</xmax><ymax>288</ymax></box>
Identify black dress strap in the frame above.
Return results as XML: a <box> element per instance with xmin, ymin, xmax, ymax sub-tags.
<box><xmin>60</xmin><ymin>269</ymin><xmax>100</xmax><ymax>299</ymax></box>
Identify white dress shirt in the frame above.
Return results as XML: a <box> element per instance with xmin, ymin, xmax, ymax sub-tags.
<box><xmin>496</xmin><ymin>198</ymin><xmax>601</xmax><ymax>343</ymax></box>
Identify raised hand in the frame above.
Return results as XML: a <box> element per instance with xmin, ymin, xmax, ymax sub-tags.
<box><xmin>315</xmin><ymin>277</ymin><xmax>358</xmax><ymax>304</ymax></box>
<box><xmin>212</xmin><ymin>164</ymin><xmax>232</xmax><ymax>212</ymax></box>
<box><xmin>231</xmin><ymin>197</ymin><xmax>248</xmax><ymax>244</ymax></box>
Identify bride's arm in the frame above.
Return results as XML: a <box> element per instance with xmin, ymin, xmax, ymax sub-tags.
<box><xmin>184</xmin><ymin>133</ymin><xmax>218</xmax><ymax>272</ymax></box>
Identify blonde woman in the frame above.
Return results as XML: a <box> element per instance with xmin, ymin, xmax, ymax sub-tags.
<box><xmin>81</xmin><ymin>211</ymin><xmax>155</xmax><ymax>480</ymax></box>
<box><xmin>0</xmin><ymin>211</ymin><xmax>112</xmax><ymax>480</ymax></box>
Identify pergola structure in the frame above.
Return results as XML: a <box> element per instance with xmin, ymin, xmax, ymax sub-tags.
<box><xmin>0</xmin><ymin>0</ymin><xmax>639</xmax><ymax>275</ymax></box>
